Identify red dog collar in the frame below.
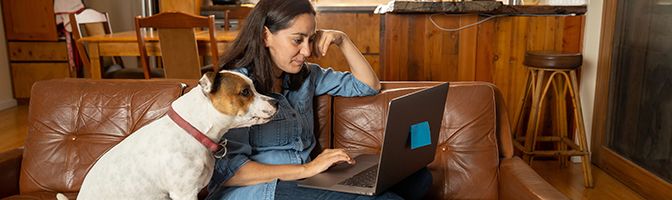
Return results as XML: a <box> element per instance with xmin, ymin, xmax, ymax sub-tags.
<box><xmin>167</xmin><ymin>106</ymin><xmax>227</xmax><ymax>158</ymax></box>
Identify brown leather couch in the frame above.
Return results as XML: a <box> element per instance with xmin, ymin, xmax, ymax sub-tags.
<box><xmin>0</xmin><ymin>79</ymin><xmax>567</xmax><ymax>200</ymax></box>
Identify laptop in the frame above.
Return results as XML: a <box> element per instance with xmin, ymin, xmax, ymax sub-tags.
<box><xmin>297</xmin><ymin>82</ymin><xmax>449</xmax><ymax>196</ymax></box>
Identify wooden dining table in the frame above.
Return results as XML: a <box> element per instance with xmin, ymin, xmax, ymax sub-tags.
<box><xmin>78</xmin><ymin>29</ymin><xmax>239</xmax><ymax>79</ymax></box>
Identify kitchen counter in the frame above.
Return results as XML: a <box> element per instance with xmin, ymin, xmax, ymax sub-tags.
<box><xmin>315</xmin><ymin>0</ymin><xmax>586</xmax><ymax>15</ymax></box>
<box><xmin>369</xmin><ymin>1</ymin><xmax>586</xmax><ymax>123</ymax></box>
<box><xmin>202</xmin><ymin>1</ymin><xmax>586</xmax><ymax>15</ymax></box>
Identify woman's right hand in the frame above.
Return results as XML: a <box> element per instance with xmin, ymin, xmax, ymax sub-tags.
<box><xmin>302</xmin><ymin>148</ymin><xmax>355</xmax><ymax>177</ymax></box>
<box><xmin>311</xmin><ymin>29</ymin><xmax>348</xmax><ymax>57</ymax></box>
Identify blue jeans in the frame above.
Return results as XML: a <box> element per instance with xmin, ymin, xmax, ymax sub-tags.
<box><xmin>274</xmin><ymin>168</ymin><xmax>433</xmax><ymax>200</ymax></box>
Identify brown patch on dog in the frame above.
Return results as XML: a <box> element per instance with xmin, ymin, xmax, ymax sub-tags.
<box><xmin>209</xmin><ymin>72</ymin><xmax>255</xmax><ymax>116</ymax></box>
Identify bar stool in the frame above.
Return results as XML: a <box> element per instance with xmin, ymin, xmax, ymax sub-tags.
<box><xmin>512</xmin><ymin>51</ymin><xmax>593</xmax><ymax>187</ymax></box>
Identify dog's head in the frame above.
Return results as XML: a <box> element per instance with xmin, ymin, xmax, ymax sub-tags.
<box><xmin>199</xmin><ymin>70</ymin><xmax>278</xmax><ymax>128</ymax></box>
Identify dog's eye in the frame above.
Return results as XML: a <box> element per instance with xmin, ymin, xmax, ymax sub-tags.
<box><xmin>240</xmin><ymin>88</ymin><xmax>251</xmax><ymax>97</ymax></box>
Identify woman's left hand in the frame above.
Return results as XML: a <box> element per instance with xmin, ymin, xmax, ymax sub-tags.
<box><xmin>312</xmin><ymin>29</ymin><xmax>348</xmax><ymax>57</ymax></box>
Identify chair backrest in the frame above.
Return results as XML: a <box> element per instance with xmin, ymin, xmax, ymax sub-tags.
<box><xmin>223</xmin><ymin>6</ymin><xmax>253</xmax><ymax>31</ymax></box>
<box><xmin>69</xmin><ymin>9</ymin><xmax>117</xmax><ymax>74</ymax></box>
<box><xmin>134</xmin><ymin>12</ymin><xmax>219</xmax><ymax>79</ymax></box>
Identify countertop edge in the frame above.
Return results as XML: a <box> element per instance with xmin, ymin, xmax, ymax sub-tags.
<box><xmin>201</xmin><ymin>3</ymin><xmax>587</xmax><ymax>15</ymax></box>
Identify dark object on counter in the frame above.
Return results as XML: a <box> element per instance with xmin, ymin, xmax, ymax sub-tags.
<box><xmin>390</xmin><ymin>1</ymin><xmax>503</xmax><ymax>13</ymax></box>
<box><xmin>491</xmin><ymin>5</ymin><xmax>587</xmax><ymax>15</ymax></box>
<box><xmin>387</xmin><ymin>1</ymin><xmax>586</xmax><ymax>15</ymax></box>
<box><xmin>212</xmin><ymin>0</ymin><xmax>238</xmax><ymax>5</ymax></box>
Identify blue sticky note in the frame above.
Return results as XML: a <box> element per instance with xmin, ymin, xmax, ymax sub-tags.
<box><xmin>410</xmin><ymin>121</ymin><xmax>431</xmax><ymax>149</ymax></box>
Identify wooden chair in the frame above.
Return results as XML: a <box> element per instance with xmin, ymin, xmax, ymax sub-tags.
<box><xmin>135</xmin><ymin>12</ymin><xmax>219</xmax><ymax>79</ymax></box>
<box><xmin>222</xmin><ymin>6</ymin><xmax>253</xmax><ymax>31</ymax></box>
<box><xmin>69</xmin><ymin>9</ymin><xmax>163</xmax><ymax>79</ymax></box>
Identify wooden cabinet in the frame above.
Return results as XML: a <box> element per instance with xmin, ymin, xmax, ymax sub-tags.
<box><xmin>1</xmin><ymin>0</ymin><xmax>58</xmax><ymax>41</ymax></box>
<box><xmin>382</xmin><ymin>14</ymin><xmax>585</xmax><ymax>122</ymax></box>
<box><xmin>1</xmin><ymin>0</ymin><xmax>71</xmax><ymax>99</ymax></box>
<box><xmin>6</xmin><ymin>42</ymin><xmax>70</xmax><ymax>98</ymax></box>
<box><xmin>8</xmin><ymin>42</ymin><xmax>68</xmax><ymax>61</ymax></box>
<box><xmin>10</xmin><ymin>63</ymin><xmax>70</xmax><ymax>98</ymax></box>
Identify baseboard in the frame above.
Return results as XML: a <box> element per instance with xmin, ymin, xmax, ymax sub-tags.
<box><xmin>0</xmin><ymin>98</ymin><xmax>18</xmax><ymax>111</ymax></box>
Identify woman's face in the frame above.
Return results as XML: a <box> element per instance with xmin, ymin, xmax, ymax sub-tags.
<box><xmin>264</xmin><ymin>13</ymin><xmax>316</xmax><ymax>74</ymax></box>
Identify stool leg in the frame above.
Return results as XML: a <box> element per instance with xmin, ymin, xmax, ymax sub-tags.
<box><xmin>568</xmin><ymin>70</ymin><xmax>594</xmax><ymax>188</ymax></box>
<box><xmin>552</xmin><ymin>75</ymin><xmax>569</xmax><ymax>167</ymax></box>
<box><xmin>523</xmin><ymin>69</ymin><xmax>546</xmax><ymax>163</ymax></box>
<box><xmin>523</xmin><ymin>69</ymin><xmax>544</xmax><ymax>163</ymax></box>
<box><xmin>514</xmin><ymin>70</ymin><xmax>534</xmax><ymax>142</ymax></box>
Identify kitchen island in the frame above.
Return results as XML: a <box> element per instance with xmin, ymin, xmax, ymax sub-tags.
<box><xmin>309</xmin><ymin>1</ymin><xmax>586</xmax><ymax>121</ymax></box>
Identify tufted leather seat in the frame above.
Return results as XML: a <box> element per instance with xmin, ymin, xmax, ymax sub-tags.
<box><xmin>314</xmin><ymin>81</ymin><xmax>568</xmax><ymax>199</ymax></box>
<box><xmin>0</xmin><ymin>79</ymin><xmax>567</xmax><ymax>199</ymax></box>
<box><xmin>1</xmin><ymin>79</ymin><xmax>191</xmax><ymax>199</ymax></box>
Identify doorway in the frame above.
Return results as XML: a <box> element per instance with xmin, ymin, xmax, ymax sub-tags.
<box><xmin>593</xmin><ymin>0</ymin><xmax>672</xmax><ymax>198</ymax></box>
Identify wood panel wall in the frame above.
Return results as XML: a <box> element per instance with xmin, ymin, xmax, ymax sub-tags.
<box><xmin>383</xmin><ymin>14</ymin><xmax>585</xmax><ymax>120</ymax></box>
<box><xmin>309</xmin><ymin>12</ymin><xmax>382</xmax><ymax>77</ymax></box>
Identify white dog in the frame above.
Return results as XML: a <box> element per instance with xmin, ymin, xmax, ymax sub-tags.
<box><xmin>57</xmin><ymin>71</ymin><xmax>277</xmax><ymax>200</ymax></box>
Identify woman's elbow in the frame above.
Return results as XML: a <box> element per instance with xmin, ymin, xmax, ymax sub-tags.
<box><xmin>372</xmin><ymin>82</ymin><xmax>381</xmax><ymax>91</ymax></box>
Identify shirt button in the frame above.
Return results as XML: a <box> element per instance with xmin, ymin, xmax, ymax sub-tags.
<box><xmin>292</xmin><ymin>113</ymin><xmax>296</xmax><ymax>117</ymax></box>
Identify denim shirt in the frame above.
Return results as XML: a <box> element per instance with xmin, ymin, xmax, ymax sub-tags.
<box><xmin>206</xmin><ymin>63</ymin><xmax>379</xmax><ymax>200</ymax></box>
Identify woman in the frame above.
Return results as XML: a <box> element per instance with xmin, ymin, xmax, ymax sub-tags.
<box><xmin>206</xmin><ymin>0</ymin><xmax>431</xmax><ymax>199</ymax></box>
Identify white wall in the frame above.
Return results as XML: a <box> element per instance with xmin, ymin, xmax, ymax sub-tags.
<box><xmin>84</xmin><ymin>0</ymin><xmax>146</xmax><ymax>68</ymax></box>
<box><xmin>0</xmin><ymin>5</ymin><xmax>18</xmax><ymax>111</ymax></box>
<box><xmin>84</xmin><ymin>0</ymin><xmax>143</xmax><ymax>32</ymax></box>
<box><xmin>581</xmin><ymin>0</ymin><xmax>604</xmax><ymax>151</ymax></box>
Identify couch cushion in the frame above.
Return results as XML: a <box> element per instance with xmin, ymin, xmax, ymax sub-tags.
<box><xmin>4</xmin><ymin>192</ymin><xmax>76</xmax><ymax>200</ymax></box>
<box><xmin>330</xmin><ymin>82</ymin><xmax>500</xmax><ymax>199</ymax></box>
<box><xmin>19</xmin><ymin>79</ymin><xmax>187</xmax><ymax>194</ymax></box>
<box><xmin>312</xmin><ymin>95</ymin><xmax>332</xmax><ymax>157</ymax></box>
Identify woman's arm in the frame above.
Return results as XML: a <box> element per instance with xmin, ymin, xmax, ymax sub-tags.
<box><xmin>314</xmin><ymin>30</ymin><xmax>381</xmax><ymax>91</ymax></box>
<box><xmin>224</xmin><ymin>149</ymin><xmax>354</xmax><ymax>186</ymax></box>
<box><xmin>223</xmin><ymin>161</ymin><xmax>308</xmax><ymax>186</ymax></box>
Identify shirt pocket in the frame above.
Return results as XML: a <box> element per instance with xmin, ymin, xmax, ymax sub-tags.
<box><xmin>296</xmin><ymin>95</ymin><xmax>314</xmax><ymax>114</ymax></box>
<box><xmin>249</xmin><ymin>112</ymin><xmax>291</xmax><ymax>148</ymax></box>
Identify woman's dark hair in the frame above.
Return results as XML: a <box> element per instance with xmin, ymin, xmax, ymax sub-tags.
<box><xmin>217</xmin><ymin>0</ymin><xmax>316</xmax><ymax>95</ymax></box>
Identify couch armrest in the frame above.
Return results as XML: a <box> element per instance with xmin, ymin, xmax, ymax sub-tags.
<box><xmin>499</xmin><ymin>157</ymin><xmax>568</xmax><ymax>200</ymax></box>
<box><xmin>0</xmin><ymin>148</ymin><xmax>23</xmax><ymax>198</ymax></box>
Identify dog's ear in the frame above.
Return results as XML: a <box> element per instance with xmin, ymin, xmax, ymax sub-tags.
<box><xmin>199</xmin><ymin>72</ymin><xmax>217</xmax><ymax>94</ymax></box>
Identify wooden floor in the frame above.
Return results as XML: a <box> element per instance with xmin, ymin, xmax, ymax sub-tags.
<box><xmin>0</xmin><ymin>105</ymin><xmax>645</xmax><ymax>199</ymax></box>
<box><xmin>531</xmin><ymin>160</ymin><xmax>644</xmax><ymax>200</ymax></box>
<box><xmin>0</xmin><ymin>104</ymin><xmax>28</xmax><ymax>152</ymax></box>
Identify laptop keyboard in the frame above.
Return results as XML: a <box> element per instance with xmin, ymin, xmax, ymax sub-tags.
<box><xmin>338</xmin><ymin>165</ymin><xmax>378</xmax><ymax>188</ymax></box>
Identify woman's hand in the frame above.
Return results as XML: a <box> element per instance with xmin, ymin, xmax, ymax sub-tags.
<box><xmin>312</xmin><ymin>29</ymin><xmax>381</xmax><ymax>91</ymax></box>
<box><xmin>302</xmin><ymin>148</ymin><xmax>355</xmax><ymax>177</ymax></box>
<box><xmin>312</xmin><ymin>29</ymin><xmax>348</xmax><ymax>57</ymax></box>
